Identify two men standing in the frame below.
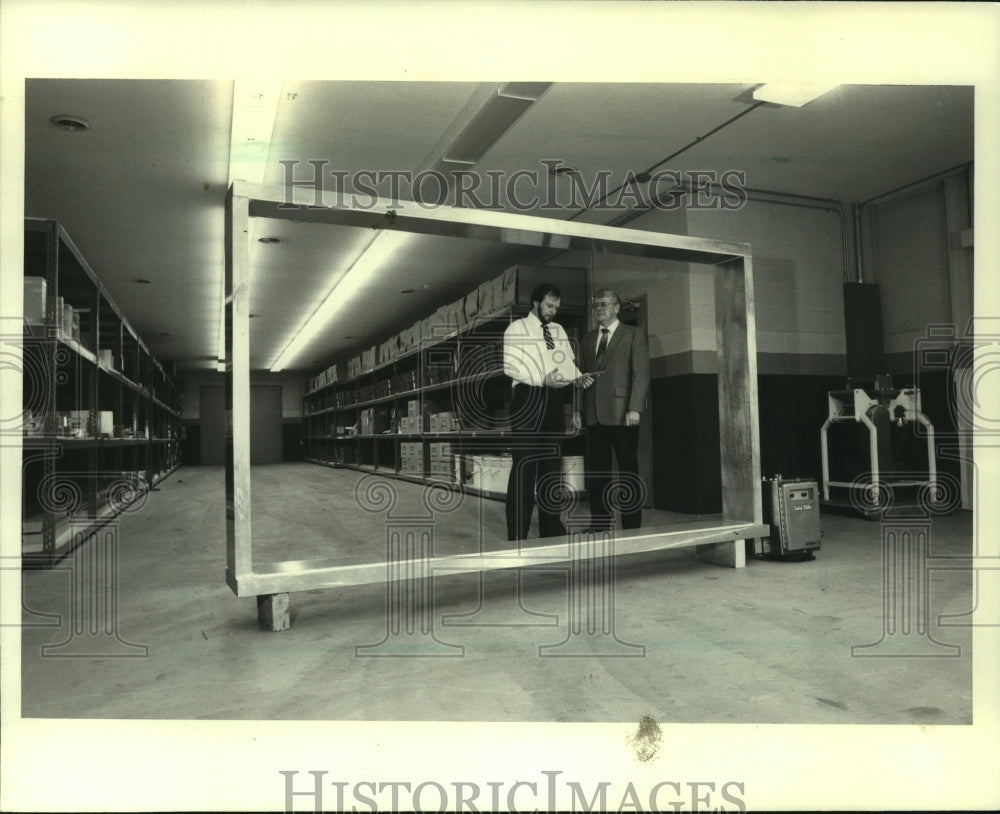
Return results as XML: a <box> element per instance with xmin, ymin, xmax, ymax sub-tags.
<box><xmin>502</xmin><ymin>283</ymin><xmax>649</xmax><ymax>540</ymax></box>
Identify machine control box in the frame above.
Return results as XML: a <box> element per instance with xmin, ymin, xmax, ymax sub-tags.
<box><xmin>757</xmin><ymin>475</ymin><xmax>822</xmax><ymax>559</ymax></box>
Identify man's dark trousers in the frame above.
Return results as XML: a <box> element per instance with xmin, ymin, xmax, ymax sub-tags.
<box><xmin>506</xmin><ymin>383</ymin><xmax>567</xmax><ymax>540</ymax></box>
<box><xmin>586</xmin><ymin>423</ymin><xmax>641</xmax><ymax>530</ymax></box>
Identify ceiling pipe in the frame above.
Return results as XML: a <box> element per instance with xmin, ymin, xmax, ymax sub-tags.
<box><xmin>854</xmin><ymin>162</ymin><xmax>972</xmax><ymax>287</ymax></box>
<box><xmin>860</xmin><ymin>161</ymin><xmax>972</xmax><ymax>207</ymax></box>
<box><xmin>566</xmin><ymin>101</ymin><xmax>768</xmax><ymax>221</ymax></box>
<box><xmin>595</xmin><ymin>182</ymin><xmax>852</xmax><ymax>284</ymax></box>
<box><xmin>853</xmin><ymin>203</ymin><xmax>865</xmax><ymax>284</ymax></box>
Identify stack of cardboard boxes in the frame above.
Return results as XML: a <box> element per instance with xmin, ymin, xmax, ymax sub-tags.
<box><xmin>398</xmin><ymin>399</ymin><xmax>421</xmax><ymax>434</ymax></box>
<box><xmin>464</xmin><ymin>454</ymin><xmax>514</xmax><ymax>495</ymax></box>
<box><xmin>428</xmin><ymin>442</ymin><xmax>455</xmax><ymax>482</ymax></box>
<box><xmin>400</xmin><ymin>441</ymin><xmax>423</xmax><ymax>475</ymax></box>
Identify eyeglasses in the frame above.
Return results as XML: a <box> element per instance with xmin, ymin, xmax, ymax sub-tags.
<box><xmin>591</xmin><ymin>301</ymin><xmax>616</xmax><ymax>308</ymax></box>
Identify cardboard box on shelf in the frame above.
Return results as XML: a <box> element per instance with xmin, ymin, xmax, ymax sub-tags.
<box><xmin>500</xmin><ymin>265</ymin><xmax>518</xmax><ymax>306</ymax></box>
<box><xmin>98</xmin><ymin>348</ymin><xmax>114</xmax><ymax>367</ymax></box>
<box><xmin>57</xmin><ymin>409</ymin><xmax>91</xmax><ymax>437</ymax></box>
<box><xmin>478</xmin><ymin>280</ymin><xmax>494</xmax><ymax>315</ymax></box>
<box><xmin>464</xmin><ymin>290</ymin><xmax>478</xmax><ymax>322</ymax></box>
<box><xmin>492</xmin><ymin>273</ymin><xmax>507</xmax><ymax>310</ymax></box>
<box><xmin>431</xmin><ymin>306</ymin><xmax>450</xmax><ymax>335</ymax></box>
<box><xmin>75</xmin><ymin>307</ymin><xmax>91</xmax><ymax>345</ymax></box>
<box><xmin>23</xmin><ymin>277</ymin><xmax>47</xmax><ymax>324</ymax></box>
<box><xmin>468</xmin><ymin>454</ymin><xmax>513</xmax><ymax>493</ymax></box>
<box><xmin>98</xmin><ymin>411</ymin><xmax>114</xmax><ymax>437</ymax></box>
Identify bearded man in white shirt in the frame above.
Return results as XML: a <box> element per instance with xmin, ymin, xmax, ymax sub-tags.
<box><xmin>502</xmin><ymin>283</ymin><xmax>593</xmax><ymax>540</ymax></box>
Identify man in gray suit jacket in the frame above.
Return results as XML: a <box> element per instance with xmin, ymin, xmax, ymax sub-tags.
<box><xmin>573</xmin><ymin>289</ymin><xmax>650</xmax><ymax>531</ymax></box>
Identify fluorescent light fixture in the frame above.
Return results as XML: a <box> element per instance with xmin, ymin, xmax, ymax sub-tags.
<box><xmin>752</xmin><ymin>82</ymin><xmax>838</xmax><ymax>107</ymax></box>
<box><xmin>269</xmin><ymin>231</ymin><xmax>407</xmax><ymax>372</ymax></box>
<box><xmin>443</xmin><ymin>83</ymin><xmax>551</xmax><ymax>165</ymax></box>
<box><xmin>218</xmin><ymin>80</ymin><xmax>283</xmax><ymax>371</ymax></box>
<box><xmin>228</xmin><ymin>80</ymin><xmax>283</xmax><ymax>186</ymax></box>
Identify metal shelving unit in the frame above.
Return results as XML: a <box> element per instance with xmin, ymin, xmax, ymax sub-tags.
<box><xmin>302</xmin><ymin>295</ymin><xmax>587</xmax><ymax>497</ymax></box>
<box><xmin>20</xmin><ymin>218</ymin><xmax>181</xmax><ymax>563</ymax></box>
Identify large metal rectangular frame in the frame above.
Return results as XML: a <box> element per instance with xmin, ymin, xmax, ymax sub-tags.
<box><xmin>225</xmin><ymin>180</ymin><xmax>764</xmax><ymax>597</ymax></box>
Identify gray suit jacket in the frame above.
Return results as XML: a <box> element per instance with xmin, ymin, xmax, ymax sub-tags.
<box><xmin>580</xmin><ymin>322</ymin><xmax>650</xmax><ymax>426</ymax></box>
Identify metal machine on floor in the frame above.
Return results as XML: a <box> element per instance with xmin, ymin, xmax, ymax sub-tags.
<box><xmin>819</xmin><ymin>374</ymin><xmax>936</xmax><ymax>518</ymax></box>
<box><xmin>753</xmin><ymin>474</ymin><xmax>821</xmax><ymax>560</ymax></box>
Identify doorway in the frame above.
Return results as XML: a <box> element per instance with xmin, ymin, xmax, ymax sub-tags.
<box><xmin>200</xmin><ymin>385</ymin><xmax>284</xmax><ymax>465</ymax></box>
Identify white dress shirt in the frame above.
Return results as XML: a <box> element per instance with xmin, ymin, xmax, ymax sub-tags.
<box><xmin>595</xmin><ymin>318</ymin><xmax>620</xmax><ymax>355</ymax></box>
<box><xmin>503</xmin><ymin>311</ymin><xmax>580</xmax><ymax>387</ymax></box>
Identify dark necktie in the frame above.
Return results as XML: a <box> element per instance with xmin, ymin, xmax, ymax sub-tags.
<box><xmin>542</xmin><ymin>322</ymin><xmax>554</xmax><ymax>350</ymax></box>
<box><xmin>596</xmin><ymin>328</ymin><xmax>609</xmax><ymax>368</ymax></box>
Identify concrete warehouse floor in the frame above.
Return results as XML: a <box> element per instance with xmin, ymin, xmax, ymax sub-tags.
<box><xmin>20</xmin><ymin>463</ymin><xmax>973</xmax><ymax>724</ymax></box>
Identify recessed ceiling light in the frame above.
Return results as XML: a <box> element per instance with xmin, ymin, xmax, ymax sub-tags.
<box><xmin>258</xmin><ymin>237</ymin><xmax>281</xmax><ymax>244</ymax></box>
<box><xmin>49</xmin><ymin>115</ymin><xmax>91</xmax><ymax>132</ymax></box>
<box><xmin>132</xmin><ymin>278</ymin><xmax>151</xmax><ymax>284</ymax></box>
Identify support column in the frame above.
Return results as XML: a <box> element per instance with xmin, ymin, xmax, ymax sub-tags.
<box><xmin>851</xmin><ymin>510</ymin><xmax>960</xmax><ymax>658</ymax></box>
<box><xmin>701</xmin><ymin>257</ymin><xmax>760</xmax><ymax>567</ymax></box>
<box><xmin>355</xmin><ymin>478</ymin><xmax>463</xmax><ymax>657</ymax></box>
<box><xmin>42</xmin><ymin>517</ymin><xmax>148</xmax><ymax>658</ymax></box>
<box><xmin>538</xmin><ymin>523</ymin><xmax>645</xmax><ymax>658</ymax></box>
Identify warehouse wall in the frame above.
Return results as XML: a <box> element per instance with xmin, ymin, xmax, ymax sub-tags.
<box><xmin>568</xmin><ymin>199</ymin><xmax>848</xmax><ymax>513</ymax></box>
<box><xmin>864</xmin><ymin>174</ymin><xmax>973</xmax><ymax>498</ymax></box>
<box><xmin>569</xmin><ymin>179</ymin><xmax>967</xmax><ymax>515</ymax></box>
<box><xmin>179</xmin><ymin>372</ymin><xmax>304</xmax><ymax>464</ymax></box>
